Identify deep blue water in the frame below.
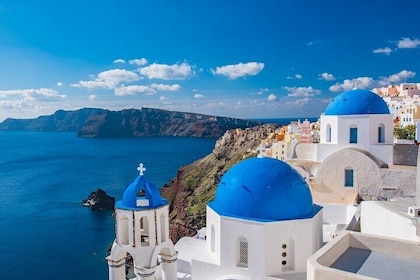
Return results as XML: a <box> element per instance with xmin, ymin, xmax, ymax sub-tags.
<box><xmin>0</xmin><ymin>132</ymin><xmax>215</xmax><ymax>280</ymax></box>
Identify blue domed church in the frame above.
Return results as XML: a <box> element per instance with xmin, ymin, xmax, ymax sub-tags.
<box><xmin>176</xmin><ymin>156</ymin><xmax>323</xmax><ymax>280</ymax></box>
<box><xmin>107</xmin><ymin>164</ymin><xmax>178</xmax><ymax>280</ymax></box>
<box><xmin>317</xmin><ymin>89</ymin><xmax>394</xmax><ymax>164</ymax></box>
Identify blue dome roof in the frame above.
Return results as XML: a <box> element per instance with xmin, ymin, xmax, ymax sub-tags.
<box><xmin>209</xmin><ymin>157</ymin><xmax>315</xmax><ymax>221</ymax></box>
<box><xmin>325</xmin><ymin>89</ymin><xmax>390</xmax><ymax>115</ymax></box>
<box><xmin>116</xmin><ymin>164</ymin><xmax>167</xmax><ymax>210</ymax></box>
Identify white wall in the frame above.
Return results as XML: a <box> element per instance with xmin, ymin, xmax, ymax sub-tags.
<box><xmin>361</xmin><ymin>201</ymin><xmax>419</xmax><ymax>242</ymax></box>
<box><xmin>319</xmin><ymin>203</ymin><xmax>357</xmax><ymax>225</ymax></box>
<box><xmin>194</xmin><ymin>208</ymin><xmax>323</xmax><ymax>280</ymax></box>
<box><xmin>206</xmin><ymin>206</ymin><xmax>221</xmax><ymax>265</ymax></box>
<box><xmin>317</xmin><ymin>114</ymin><xmax>394</xmax><ymax>164</ymax></box>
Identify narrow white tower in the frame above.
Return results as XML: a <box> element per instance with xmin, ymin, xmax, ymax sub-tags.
<box><xmin>107</xmin><ymin>163</ymin><xmax>178</xmax><ymax>280</ymax></box>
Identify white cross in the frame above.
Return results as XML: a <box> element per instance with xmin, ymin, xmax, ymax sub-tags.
<box><xmin>137</xmin><ymin>163</ymin><xmax>146</xmax><ymax>176</ymax></box>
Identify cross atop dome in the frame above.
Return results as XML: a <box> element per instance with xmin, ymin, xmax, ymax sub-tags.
<box><xmin>137</xmin><ymin>163</ymin><xmax>146</xmax><ymax>176</ymax></box>
<box><xmin>119</xmin><ymin>162</ymin><xmax>167</xmax><ymax>209</ymax></box>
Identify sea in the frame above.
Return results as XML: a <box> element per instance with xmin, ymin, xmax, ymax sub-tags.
<box><xmin>0</xmin><ymin>118</ymin><xmax>315</xmax><ymax>279</ymax></box>
<box><xmin>0</xmin><ymin>131</ymin><xmax>216</xmax><ymax>280</ymax></box>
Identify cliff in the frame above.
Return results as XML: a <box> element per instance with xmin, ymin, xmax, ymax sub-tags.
<box><xmin>0</xmin><ymin>107</ymin><xmax>263</xmax><ymax>138</ymax></box>
<box><xmin>78</xmin><ymin>108</ymin><xmax>262</xmax><ymax>138</ymax></box>
<box><xmin>161</xmin><ymin>123</ymin><xmax>279</xmax><ymax>242</ymax></box>
<box><xmin>0</xmin><ymin>108</ymin><xmax>103</xmax><ymax>131</ymax></box>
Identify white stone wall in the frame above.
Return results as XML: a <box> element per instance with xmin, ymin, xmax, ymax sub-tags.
<box><xmin>361</xmin><ymin>201</ymin><xmax>419</xmax><ymax>242</ymax></box>
<box><xmin>206</xmin><ymin>206</ymin><xmax>221</xmax><ymax>264</ymax></box>
<box><xmin>314</xmin><ymin>148</ymin><xmax>416</xmax><ymax>203</ymax></box>
<box><xmin>319</xmin><ymin>115</ymin><xmax>338</xmax><ymax>144</ymax></box>
<box><xmin>295</xmin><ymin>143</ymin><xmax>317</xmax><ymax>161</ymax></box>
<box><xmin>317</xmin><ymin>114</ymin><xmax>394</xmax><ymax>164</ymax></box>
<box><xmin>193</xmin><ymin>208</ymin><xmax>322</xmax><ymax>280</ymax></box>
<box><xmin>319</xmin><ymin>203</ymin><xmax>357</xmax><ymax>225</ymax></box>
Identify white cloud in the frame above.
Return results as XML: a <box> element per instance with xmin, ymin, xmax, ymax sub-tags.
<box><xmin>0</xmin><ymin>99</ymin><xmax>23</xmax><ymax>110</ymax></box>
<box><xmin>114</xmin><ymin>85</ymin><xmax>156</xmax><ymax>96</ymax></box>
<box><xmin>286</xmin><ymin>97</ymin><xmax>310</xmax><ymax>106</ymax></box>
<box><xmin>380</xmin><ymin>70</ymin><xmax>416</xmax><ymax>84</ymax></box>
<box><xmin>159</xmin><ymin>96</ymin><xmax>167</xmax><ymax>101</ymax></box>
<box><xmin>373</xmin><ymin>47</ymin><xmax>392</xmax><ymax>55</ymax></box>
<box><xmin>0</xmin><ymin>88</ymin><xmax>66</xmax><ymax>102</ymax></box>
<box><xmin>329</xmin><ymin>77</ymin><xmax>378</xmax><ymax>92</ymax></box>
<box><xmin>139</xmin><ymin>62</ymin><xmax>193</xmax><ymax>80</ymax></box>
<box><xmin>194</xmin><ymin>94</ymin><xmax>203</xmax><ymax>99</ymax></box>
<box><xmin>113</xmin><ymin>59</ymin><xmax>126</xmax><ymax>64</ymax></box>
<box><xmin>397</xmin><ymin>37</ymin><xmax>420</xmax><ymax>49</ymax></box>
<box><xmin>150</xmin><ymin>83</ymin><xmax>181</xmax><ymax>91</ymax></box>
<box><xmin>329</xmin><ymin>70</ymin><xmax>416</xmax><ymax>92</ymax></box>
<box><xmin>0</xmin><ymin>88</ymin><xmax>66</xmax><ymax>121</ymax></box>
<box><xmin>57</xmin><ymin>82</ymin><xmax>63</xmax><ymax>87</ymax></box>
<box><xmin>89</xmin><ymin>94</ymin><xmax>97</xmax><ymax>101</ymax></box>
<box><xmin>286</xmin><ymin>74</ymin><xmax>303</xmax><ymax>80</ymax></box>
<box><xmin>71</xmin><ymin>69</ymin><xmax>140</xmax><ymax>89</ymax></box>
<box><xmin>285</xmin><ymin>86</ymin><xmax>321</xmax><ymax>97</ymax></box>
<box><xmin>257</xmin><ymin>88</ymin><xmax>269</xmax><ymax>95</ymax></box>
<box><xmin>319</xmin><ymin>72</ymin><xmax>336</xmax><ymax>81</ymax></box>
<box><xmin>129</xmin><ymin>58</ymin><xmax>148</xmax><ymax>66</ymax></box>
<box><xmin>267</xmin><ymin>94</ymin><xmax>277</xmax><ymax>101</ymax></box>
<box><xmin>211</xmin><ymin>62</ymin><xmax>264</xmax><ymax>80</ymax></box>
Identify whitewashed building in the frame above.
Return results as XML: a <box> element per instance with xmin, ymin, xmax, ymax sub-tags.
<box><xmin>177</xmin><ymin>156</ymin><xmax>323</xmax><ymax>280</ymax></box>
<box><xmin>107</xmin><ymin>164</ymin><xmax>178</xmax><ymax>280</ymax></box>
<box><xmin>317</xmin><ymin>89</ymin><xmax>394</xmax><ymax>165</ymax></box>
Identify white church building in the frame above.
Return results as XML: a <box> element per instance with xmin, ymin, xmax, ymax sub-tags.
<box><xmin>317</xmin><ymin>89</ymin><xmax>394</xmax><ymax>165</ymax></box>
<box><xmin>107</xmin><ymin>164</ymin><xmax>178</xmax><ymax>280</ymax></box>
<box><xmin>179</xmin><ymin>156</ymin><xmax>323</xmax><ymax>280</ymax></box>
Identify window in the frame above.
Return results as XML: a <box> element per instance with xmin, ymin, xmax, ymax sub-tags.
<box><xmin>140</xmin><ymin>216</ymin><xmax>149</xmax><ymax>246</ymax></box>
<box><xmin>345</xmin><ymin>169</ymin><xmax>354</xmax><ymax>187</ymax></box>
<box><xmin>349</xmin><ymin>126</ymin><xmax>357</xmax><ymax>143</ymax></box>
<box><xmin>378</xmin><ymin>124</ymin><xmax>385</xmax><ymax>143</ymax></box>
<box><xmin>326</xmin><ymin>124</ymin><xmax>332</xmax><ymax>143</ymax></box>
<box><xmin>119</xmin><ymin>216</ymin><xmax>129</xmax><ymax>245</ymax></box>
<box><xmin>160</xmin><ymin>213</ymin><xmax>166</xmax><ymax>243</ymax></box>
<box><xmin>238</xmin><ymin>237</ymin><xmax>248</xmax><ymax>268</ymax></box>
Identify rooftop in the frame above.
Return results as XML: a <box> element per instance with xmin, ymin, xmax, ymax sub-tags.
<box><xmin>308</xmin><ymin>231</ymin><xmax>420</xmax><ymax>280</ymax></box>
<box><xmin>325</xmin><ymin>89</ymin><xmax>390</xmax><ymax>116</ymax></box>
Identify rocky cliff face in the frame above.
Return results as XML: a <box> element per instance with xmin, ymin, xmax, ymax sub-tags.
<box><xmin>0</xmin><ymin>107</ymin><xmax>263</xmax><ymax>139</ymax></box>
<box><xmin>78</xmin><ymin>107</ymin><xmax>263</xmax><ymax>138</ymax></box>
<box><xmin>161</xmin><ymin>124</ymin><xmax>279</xmax><ymax>242</ymax></box>
<box><xmin>0</xmin><ymin>108</ymin><xmax>103</xmax><ymax>131</ymax></box>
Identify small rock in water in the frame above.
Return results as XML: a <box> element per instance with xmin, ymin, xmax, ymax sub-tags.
<box><xmin>82</xmin><ymin>188</ymin><xmax>115</xmax><ymax>210</ymax></box>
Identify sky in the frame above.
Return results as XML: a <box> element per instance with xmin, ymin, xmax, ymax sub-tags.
<box><xmin>0</xmin><ymin>0</ymin><xmax>419</xmax><ymax>121</ymax></box>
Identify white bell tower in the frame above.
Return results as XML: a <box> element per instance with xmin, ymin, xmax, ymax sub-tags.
<box><xmin>107</xmin><ymin>163</ymin><xmax>178</xmax><ymax>280</ymax></box>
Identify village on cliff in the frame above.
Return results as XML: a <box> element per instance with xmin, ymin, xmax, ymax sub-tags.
<box><xmin>106</xmin><ymin>83</ymin><xmax>420</xmax><ymax>280</ymax></box>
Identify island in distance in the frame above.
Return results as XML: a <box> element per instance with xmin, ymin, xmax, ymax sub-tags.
<box><xmin>0</xmin><ymin>107</ymin><xmax>263</xmax><ymax>138</ymax></box>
